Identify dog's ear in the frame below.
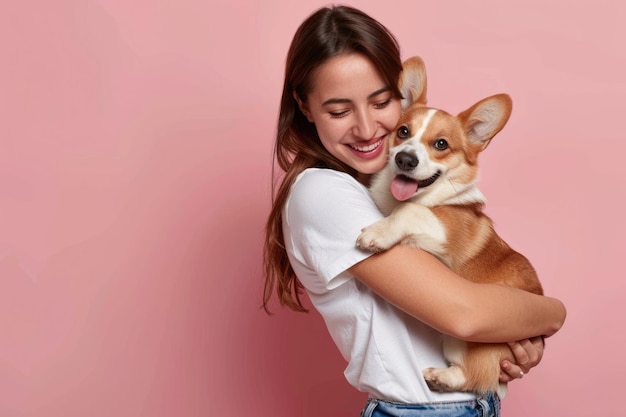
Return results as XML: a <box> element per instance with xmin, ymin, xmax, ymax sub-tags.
<box><xmin>399</xmin><ymin>56</ymin><xmax>427</xmax><ymax>110</ymax></box>
<box><xmin>458</xmin><ymin>94</ymin><xmax>512</xmax><ymax>151</ymax></box>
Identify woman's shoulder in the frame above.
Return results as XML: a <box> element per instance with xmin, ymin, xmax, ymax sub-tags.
<box><xmin>296</xmin><ymin>167</ymin><xmax>355</xmax><ymax>182</ymax></box>
<box><xmin>287</xmin><ymin>168</ymin><xmax>378</xmax><ymax>219</ymax></box>
<box><xmin>293</xmin><ymin>168</ymin><xmax>365</xmax><ymax>195</ymax></box>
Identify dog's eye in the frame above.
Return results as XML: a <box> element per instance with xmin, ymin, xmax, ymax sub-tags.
<box><xmin>433</xmin><ymin>138</ymin><xmax>448</xmax><ymax>150</ymax></box>
<box><xmin>397</xmin><ymin>126</ymin><xmax>410</xmax><ymax>139</ymax></box>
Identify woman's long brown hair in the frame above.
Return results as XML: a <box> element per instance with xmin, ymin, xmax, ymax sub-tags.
<box><xmin>263</xmin><ymin>5</ymin><xmax>403</xmax><ymax>313</ymax></box>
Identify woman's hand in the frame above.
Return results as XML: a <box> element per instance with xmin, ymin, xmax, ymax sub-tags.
<box><xmin>499</xmin><ymin>336</ymin><xmax>545</xmax><ymax>382</ymax></box>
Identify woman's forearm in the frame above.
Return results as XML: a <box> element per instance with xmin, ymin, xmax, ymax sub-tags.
<box><xmin>349</xmin><ymin>244</ymin><xmax>566</xmax><ymax>343</ymax></box>
<box><xmin>450</xmin><ymin>283</ymin><xmax>566</xmax><ymax>342</ymax></box>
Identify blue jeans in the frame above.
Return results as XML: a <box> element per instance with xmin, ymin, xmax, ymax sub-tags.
<box><xmin>360</xmin><ymin>393</ymin><xmax>500</xmax><ymax>417</ymax></box>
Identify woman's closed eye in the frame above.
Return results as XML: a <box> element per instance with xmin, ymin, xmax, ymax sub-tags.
<box><xmin>373</xmin><ymin>98</ymin><xmax>393</xmax><ymax>109</ymax></box>
<box><xmin>329</xmin><ymin>98</ymin><xmax>393</xmax><ymax>118</ymax></box>
<box><xmin>329</xmin><ymin>109</ymin><xmax>350</xmax><ymax>118</ymax></box>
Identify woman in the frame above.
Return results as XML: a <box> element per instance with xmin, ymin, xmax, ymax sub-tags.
<box><xmin>263</xmin><ymin>5</ymin><xmax>566</xmax><ymax>416</ymax></box>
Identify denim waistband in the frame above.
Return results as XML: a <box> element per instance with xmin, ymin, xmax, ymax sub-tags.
<box><xmin>361</xmin><ymin>392</ymin><xmax>500</xmax><ymax>417</ymax></box>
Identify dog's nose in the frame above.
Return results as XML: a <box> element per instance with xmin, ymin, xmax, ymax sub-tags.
<box><xmin>395</xmin><ymin>151</ymin><xmax>418</xmax><ymax>171</ymax></box>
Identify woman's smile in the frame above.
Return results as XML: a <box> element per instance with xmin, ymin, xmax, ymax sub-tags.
<box><xmin>348</xmin><ymin>136</ymin><xmax>385</xmax><ymax>159</ymax></box>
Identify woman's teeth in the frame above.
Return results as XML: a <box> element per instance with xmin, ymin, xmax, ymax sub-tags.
<box><xmin>349</xmin><ymin>138</ymin><xmax>383</xmax><ymax>152</ymax></box>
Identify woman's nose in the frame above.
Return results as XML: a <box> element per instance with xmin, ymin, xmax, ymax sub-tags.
<box><xmin>352</xmin><ymin>109</ymin><xmax>376</xmax><ymax>139</ymax></box>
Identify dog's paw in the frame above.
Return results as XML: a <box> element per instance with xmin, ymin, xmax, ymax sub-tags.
<box><xmin>356</xmin><ymin>222</ymin><xmax>395</xmax><ymax>252</ymax></box>
<box><xmin>423</xmin><ymin>366</ymin><xmax>465</xmax><ymax>393</ymax></box>
<box><xmin>423</xmin><ymin>367</ymin><xmax>451</xmax><ymax>392</ymax></box>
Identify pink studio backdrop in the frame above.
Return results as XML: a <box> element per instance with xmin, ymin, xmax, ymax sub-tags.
<box><xmin>0</xmin><ymin>1</ymin><xmax>623</xmax><ymax>416</ymax></box>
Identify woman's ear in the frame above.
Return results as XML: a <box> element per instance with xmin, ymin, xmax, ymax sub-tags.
<box><xmin>293</xmin><ymin>91</ymin><xmax>314</xmax><ymax>122</ymax></box>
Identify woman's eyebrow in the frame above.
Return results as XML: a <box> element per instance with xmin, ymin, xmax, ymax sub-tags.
<box><xmin>367</xmin><ymin>86</ymin><xmax>392</xmax><ymax>99</ymax></box>
<box><xmin>322</xmin><ymin>97</ymin><xmax>351</xmax><ymax>106</ymax></box>
<box><xmin>321</xmin><ymin>87</ymin><xmax>392</xmax><ymax>106</ymax></box>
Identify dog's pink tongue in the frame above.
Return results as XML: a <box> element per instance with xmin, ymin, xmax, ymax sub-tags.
<box><xmin>391</xmin><ymin>176</ymin><xmax>418</xmax><ymax>201</ymax></box>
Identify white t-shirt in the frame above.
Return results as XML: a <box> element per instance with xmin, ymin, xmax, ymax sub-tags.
<box><xmin>283</xmin><ymin>168</ymin><xmax>475</xmax><ymax>403</ymax></box>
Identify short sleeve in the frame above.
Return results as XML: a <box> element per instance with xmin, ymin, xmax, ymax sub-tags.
<box><xmin>283</xmin><ymin>168</ymin><xmax>384</xmax><ymax>293</ymax></box>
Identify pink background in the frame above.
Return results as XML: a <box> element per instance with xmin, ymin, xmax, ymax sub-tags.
<box><xmin>1</xmin><ymin>1</ymin><xmax>623</xmax><ymax>416</ymax></box>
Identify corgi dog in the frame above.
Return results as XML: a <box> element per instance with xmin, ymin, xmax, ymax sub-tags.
<box><xmin>356</xmin><ymin>57</ymin><xmax>543</xmax><ymax>398</ymax></box>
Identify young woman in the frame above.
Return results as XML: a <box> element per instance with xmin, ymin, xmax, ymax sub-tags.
<box><xmin>263</xmin><ymin>5</ymin><xmax>566</xmax><ymax>416</ymax></box>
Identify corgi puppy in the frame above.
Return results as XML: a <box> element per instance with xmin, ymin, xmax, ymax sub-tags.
<box><xmin>356</xmin><ymin>56</ymin><xmax>543</xmax><ymax>398</ymax></box>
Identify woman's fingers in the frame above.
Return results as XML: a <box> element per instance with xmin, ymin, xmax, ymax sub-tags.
<box><xmin>508</xmin><ymin>340</ymin><xmax>531</xmax><ymax>370</ymax></box>
<box><xmin>499</xmin><ymin>359</ymin><xmax>523</xmax><ymax>382</ymax></box>
<box><xmin>499</xmin><ymin>337</ymin><xmax>545</xmax><ymax>383</ymax></box>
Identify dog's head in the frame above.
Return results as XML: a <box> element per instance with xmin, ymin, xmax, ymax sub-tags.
<box><xmin>384</xmin><ymin>57</ymin><xmax>512</xmax><ymax>204</ymax></box>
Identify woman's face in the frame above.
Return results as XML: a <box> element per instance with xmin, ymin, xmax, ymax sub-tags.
<box><xmin>297</xmin><ymin>53</ymin><xmax>402</xmax><ymax>178</ymax></box>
